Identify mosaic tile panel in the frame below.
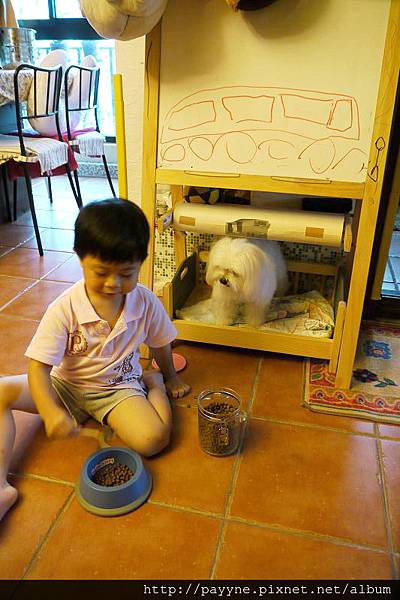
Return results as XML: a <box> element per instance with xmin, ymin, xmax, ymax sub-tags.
<box><xmin>153</xmin><ymin>186</ymin><xmax>344</xmax><ymax>299</ymax></box>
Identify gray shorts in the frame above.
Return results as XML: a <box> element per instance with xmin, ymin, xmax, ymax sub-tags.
<box><xmin>51</xmin><ymin>376</ymin><xmax>147</xmax><ymax>425</ymax></box>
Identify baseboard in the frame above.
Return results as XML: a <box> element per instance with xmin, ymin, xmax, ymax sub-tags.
<box><xmin>77</xmin><ymin>160</ymin><xmax>118</xmax><ymax>178</ymax></box>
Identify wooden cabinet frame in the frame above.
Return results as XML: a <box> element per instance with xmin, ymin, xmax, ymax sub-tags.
<box><xmin>140</xmin><ymin>1</ymin><xmax>400</xmax><ymax>389</ymax></box>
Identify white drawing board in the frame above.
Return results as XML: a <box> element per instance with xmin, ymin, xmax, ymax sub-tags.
<box><xmin>157</xmin><ymin>0</ymin><xmax>391</xmax><ymax>183</ymax></box>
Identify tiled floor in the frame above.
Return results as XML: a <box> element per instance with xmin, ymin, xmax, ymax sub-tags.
<box><xmin>382</xmin><ymin>230</ymin><xmax>400</xmax><ymax>296</ymax></box>
<box><xmin>0</xmin><ymin>177</ymin><xmax>399</xmax><ymax>581</ymax></box>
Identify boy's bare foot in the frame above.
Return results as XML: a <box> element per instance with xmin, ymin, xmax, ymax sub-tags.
<box><xmin>165</xmin><ymin>375</ymin><xmax>191</xmax><ymax>400</ymax></box>
<box><xmin>0</xmin><ymin>483</ymin><xmax>18</xmax><ymax>521</ymax></box>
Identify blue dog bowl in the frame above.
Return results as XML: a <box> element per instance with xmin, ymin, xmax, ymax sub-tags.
<box><xmin>76</xmin><ymin>447</ymin><xmax>152</xmax><ymax>516</ymax></box>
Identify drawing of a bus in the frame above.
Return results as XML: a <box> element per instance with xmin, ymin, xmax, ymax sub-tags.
<box><xmin>159</xmin><ymin>86</ymin><xmax>367</xmax><ymax>177</ymax></box>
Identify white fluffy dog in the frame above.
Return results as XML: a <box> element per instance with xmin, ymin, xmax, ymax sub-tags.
<box><xmin>206</xmin><ymin>237</ymin><xmax>288</xmax><ymax>327</ymax></box>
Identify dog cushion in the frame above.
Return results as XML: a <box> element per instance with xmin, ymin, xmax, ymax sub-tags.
<box><xmin>79</xmin><ymin>0</ymin><xmax>168</xmax><ymax>40</ymax></box>
<box><xmin>27</xmin><ymin>50</ymin><xmax>68</xmax><ymax>137</ymax></box>
<box><xmin>177</xmin><ymin>290</ymin><xmax>335</xmax><ymax>338</ymax></box>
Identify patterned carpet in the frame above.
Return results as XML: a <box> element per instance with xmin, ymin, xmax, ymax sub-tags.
<box><xmin>304</xmin><ymin>322</ymin><xmax>400</xmax><ymax>424</ymax></box>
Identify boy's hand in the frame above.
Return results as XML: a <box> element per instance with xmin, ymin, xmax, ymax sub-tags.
<box><xmin>44</xmin><ymin>408</ymin><xmax>80</xmax><ymax>439</ymax></box>
<box><xmin>165</xmin><ymin>375</ymin><xmax>191</xmax><ymax>400</ymax></box>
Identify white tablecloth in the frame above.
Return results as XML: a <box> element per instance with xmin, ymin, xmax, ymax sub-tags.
<box><xmin>0</xmin><ymin>69</ymin><xmax>33</xmax><ymax>107</ymax></box>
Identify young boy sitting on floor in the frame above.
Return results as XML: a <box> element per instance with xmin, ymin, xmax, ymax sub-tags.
<box><xmin>0</xmin><ymin>198</ymin><xmax>190</xmax><ymax>521</ymax></box>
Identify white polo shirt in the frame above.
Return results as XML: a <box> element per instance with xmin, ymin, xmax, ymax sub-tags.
<box><xmin>25</xmin><ymin>280</ymin><xmax>177</xmax><ymax>391</ymax></box>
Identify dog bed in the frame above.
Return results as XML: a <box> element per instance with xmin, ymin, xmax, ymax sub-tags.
<box><xmin>176</xmin><ymin>289</ymin><xmax>334</xmax><ymax>338</ymax></box>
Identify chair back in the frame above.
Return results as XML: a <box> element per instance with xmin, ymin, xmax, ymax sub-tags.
<box><xmin>14</xmin><ymin>63</ymin><xmax>63</xmax><ymax>155</ymax></box>
<box><xmin>64</xmin><ymin>63</ymin><xmax>100</xmax><ymax>139</ymax></box>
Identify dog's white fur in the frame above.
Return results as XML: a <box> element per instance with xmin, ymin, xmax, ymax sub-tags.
<box><xmin>206</xmin><ymin>237</ymin><xmax>289</xmax><ymax>327</ymax></box>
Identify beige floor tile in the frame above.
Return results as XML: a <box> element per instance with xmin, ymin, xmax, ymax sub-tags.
<box><xmin>230</xmin><ymin>419</ymin><xmax>387</xmax><ymax>547</ymax></box>
<box><xmin>253</xmin><ymin>355</ymin><xmax>375</xmax><ymax>435</ymax></box>
<box><xmin>14</xmin><ymin>426</ymin><xmax>101</xmax><ymax>484</ymax></box>
<box><xmin>2</xmin><ymin>281</ymin><xmax>71</xmax><ymax>320</ymax></box>
<box><xmin>173</xmin><ymin>342</ymin><xmax>261</xmax><ymax>408</ymax></box>
<box><xmin>26</xmin><ymin>500</ymin><xmax>220</xmax><ymax>579</ymax></box>
<box><xmin>0</xmin><ymin>248</ymin><xmax>71</xmax><ymax>279</ymax></box>
<box><xmin>0</xmin><ymin>476</ymin><xmax>72</xmax><ymax>580</ymax></box>
<box><xmin>381</xmin><ymin>440</ymin><xmax>400</xmax><ymax>552</ymax></box>
<box><xmin>0</xmin><ymin>224</ymin><xmax>35</xmax><ymax>247</ymax></box>
<box><xmin>15</xmin><ymin>208</ymin><xmax>78</xmax><ymax>230</ymax></box>
<box><xmin>216</xmin><ymin>522</ymin><xmax>392</xmax><ymax>579</ymax></box>
<box><xmin>141</xmin><ymin>405</ymin><xmax>236</xmax><ymax>514</ymax></box>
<box><xmin>0</xmin><ymin>316</ymin><xmax>39</xmax><ymax>375</ymax></box>
<box><xmin>22</xmin><ymin>229</ymin><xmax>75</xmax><ymax>253</ymax></box>
<box><xmin>0</xmin><ymin>275</ymin><xmax>36</xmax><ymax>310</ymax></box>
<box><xmin>31</xmin><ymin>194</ymin><xmax>76</xmax><ymax>210</ymax></box>
<box><xmin>44</xmin><ymin>255</ymin><xmax>83</xmax><ymax>283</ymax></box>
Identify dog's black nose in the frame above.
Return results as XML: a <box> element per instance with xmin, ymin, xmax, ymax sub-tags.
<box><xmin>219</xmin><ymin>276</ymin><xmax>228</xmax><ymax>286</ymax></box>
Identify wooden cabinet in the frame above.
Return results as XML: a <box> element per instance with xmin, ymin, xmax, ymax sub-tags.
<box><xmin>140</xmin><ymin>1</ymin><xmax>400</xmax><ymax>389</ymax></box>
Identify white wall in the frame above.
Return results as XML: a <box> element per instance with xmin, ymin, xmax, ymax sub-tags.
<box><xmin>115</xmin><ymin>37</ymin><xmax>145</xmax><ymax>205</ymax></box>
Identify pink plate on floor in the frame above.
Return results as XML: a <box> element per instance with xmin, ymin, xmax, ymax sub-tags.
<box><xmin>151</xmin><ymin>352</ymin><xmax>187</xmax><ymax>372</ymax></box>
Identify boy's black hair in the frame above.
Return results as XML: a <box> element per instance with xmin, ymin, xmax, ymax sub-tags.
<box><xmin>74</xmin><ymin>198</ymin><xmax>150</xmax><ymax>263</ymax></box>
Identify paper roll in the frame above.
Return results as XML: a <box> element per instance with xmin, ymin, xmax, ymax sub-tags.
<box><xmin>173</xmin><ymin>202</ymin><xmax>345</xmax><ymax>247</ymax></box>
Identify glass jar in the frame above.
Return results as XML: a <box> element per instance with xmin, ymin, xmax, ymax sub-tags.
<box><xmin>198</xmin><ymin>388</ymin><xmax>247</xmax><ymax>456</ymax></box>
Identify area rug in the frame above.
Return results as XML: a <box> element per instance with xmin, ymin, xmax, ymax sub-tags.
<box><xmin>304</xmin><ymin>322</ymin><xmax>400</xmax><ymax>424</ymax></box>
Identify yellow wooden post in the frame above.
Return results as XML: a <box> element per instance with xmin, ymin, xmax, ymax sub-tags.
<box><xmin>336</xmin><ymin>0</ymin><xmax>400</xmax><ymax>388</ymax></box>
<box><xmin>371</xmin><ymin>148</ymin><xmax>400</xmax><ymax>299</ymax></box>
<box><xmin>140</xmin><ymin>22</ymin><xmax>162</xmax><ymax>291</ymax></box>
<box><xmin>113</xmin><ymin>74</ymin><xmax>128</xmax><ymax>200</ymax></box>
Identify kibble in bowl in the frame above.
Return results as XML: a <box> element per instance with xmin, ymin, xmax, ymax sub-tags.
<box><xmin>76</xmin><ymin>447</ymin><xmax>152</xmax><ymax>516</ymax></box>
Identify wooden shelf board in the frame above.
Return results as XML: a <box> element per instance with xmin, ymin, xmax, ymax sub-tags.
<box><xmin>174</xmin><ymin>319</ymin><xmax>333</xmax><ymax>359</ymax></box>
<box><xmin>156</xmin><ymin>168</ymin><xmax>365</xmax><ymax>199</ymax></box>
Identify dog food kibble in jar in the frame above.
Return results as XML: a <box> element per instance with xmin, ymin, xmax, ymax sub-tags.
<box><xmin>198</xmin><ymin>388</ymin><xmax>246</xmax><ymax>456</ymax></box>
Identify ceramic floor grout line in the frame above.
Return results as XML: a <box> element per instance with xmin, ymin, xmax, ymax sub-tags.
<box><xmin>208</xmin><ymin>520</ymin><xmax>227</xmax><ymax>580</ymax></box>
<box><xmin>11</xmin><ymin>471</ymin><xmax>75</xmax><ymax>488</ymax></box>
<box><xmin>148</xmin><ymin>498</ymin><xmax>224</xmax><ymax>520</ymax></box>
<box><xmin>149</xmin><ymin>496</ymin><xmax>390</xmax><ymax>556</ymax></box>
<box><xmin>251</xmin><ymin>413</ymin><xmax>379</xmax><ymax>438</ymax></box>
<box><xmin>375</xmin><ymin>436</ymin><xmax>397</xmax><ymax>578</ymax></box>
<box><xmin>226</xmin><ymin>514</ymin><xmax>391</xmax><ymax>555</ymax></box>
<box><xmin>0</xmin><ymin>279</ymin><xmax>41</xmax><ymax>313</ymax></box>
<box><xmin>37</xmin><ymin>255</ymin><xmax>75</xmax><ymax>282</ymax></box>
<box><xmin>19</xmin><ymin>489</ymin><xmax>75</xmax><ymax>581</ymax></box>
<box><xmin>209</xmin><ymin>356</ymin><xmax>264</xmax><ymax>580</ymax></box>
<box><xmin>9</xmin><ymin>470</ymin><xmax>395</xmax><ymax>557</ymax></box>
<box><xmin>0</xmin><ymin>313</ymin><xmax>41</xmax><ymax>324</ymax></box>
<box><xmin>0</xmin><ymin>245</ymin><xmax>18</xmax><ymax>259</ymax></box>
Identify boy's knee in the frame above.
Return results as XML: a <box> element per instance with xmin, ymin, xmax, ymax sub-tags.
<box><xmin>0</xmin><ymin>379</ymin><xmax>16</xmax><ymax>410</ymax></box>
<box><xmin>138</xmin><ymin>424</ymin><xmax>171</xmax><ymax>457</ymax></box>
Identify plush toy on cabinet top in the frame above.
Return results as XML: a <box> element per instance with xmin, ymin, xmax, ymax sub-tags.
<box><xmin>79</xmin><ymin>0</ymin><xmax>168</xmax><ymax>40</ymax></box>
<box><xmin>225</xmin><ymin>0</ymin><xmax>278</xmax><ymax>10</ymax></box>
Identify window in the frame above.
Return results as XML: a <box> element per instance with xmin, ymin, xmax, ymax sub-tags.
<box><xmin>54</xmin><ymin>1</ymin><xmax>82</xmax><ymax>18</ymax></box>
<box><xmin>13</xmin><ymin>0</ymin><xmax>83</xmax><ymax>21</ymax></box>
<box><xmin>13</xmin><ymin>1</ymin><xmax>49</xmax><ymax>20</ymax></box>
<box><xmin>13</xmin><ymin>0</ymin><xmax>116</xmax><ymax>139</ymax></box>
